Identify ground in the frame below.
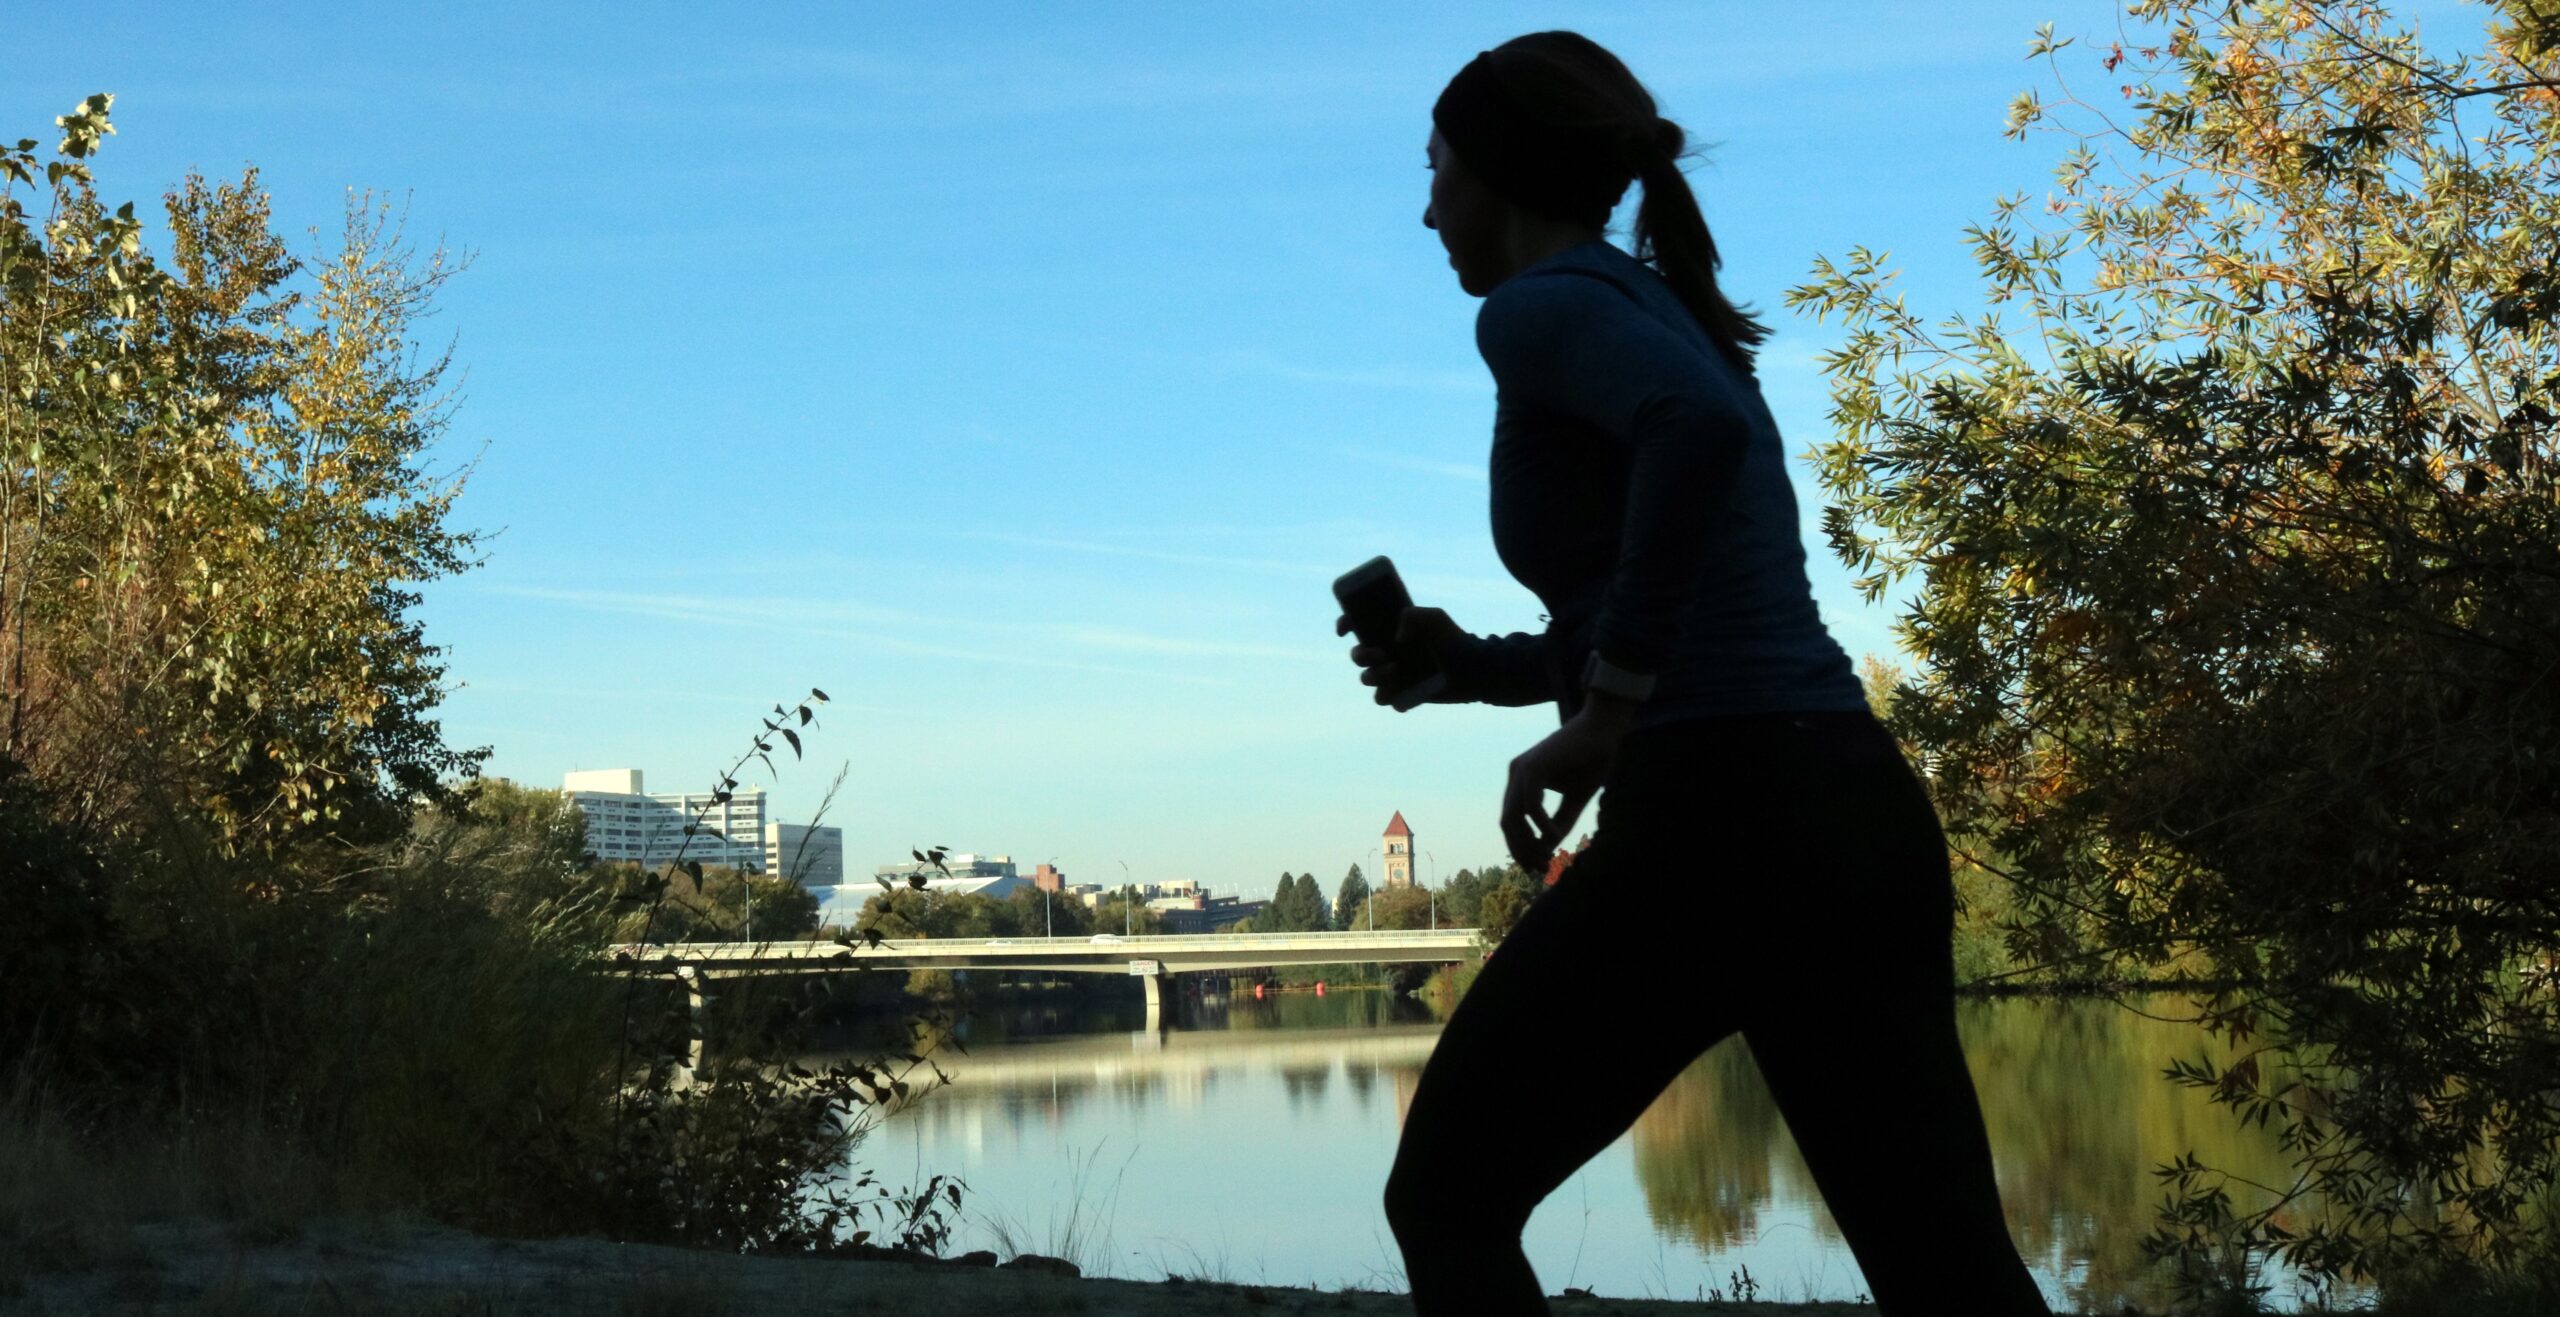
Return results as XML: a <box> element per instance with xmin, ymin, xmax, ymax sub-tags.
<box><xmin>0</xmin><ymin>1218</ymin><xmax>1886</xmax><ymax>1315</ymax></box>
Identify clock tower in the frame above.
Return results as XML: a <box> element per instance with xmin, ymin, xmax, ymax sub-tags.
<box><xmin>1382</xmin><ymin>811</ymin><xmax>1414</xmax><ymax>888</ymax></box>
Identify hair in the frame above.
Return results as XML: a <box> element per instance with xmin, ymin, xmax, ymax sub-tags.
<box><xmin>1466</xmin><ymin>31</ymin><xmax>1771</xmax><ymax>376</ymax></box>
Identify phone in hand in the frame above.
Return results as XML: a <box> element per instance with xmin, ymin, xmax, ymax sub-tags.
<box><xmin>1332</xmin><ymin>555</ymin><xmax>1450</xmax><ymax>711</ymax></box>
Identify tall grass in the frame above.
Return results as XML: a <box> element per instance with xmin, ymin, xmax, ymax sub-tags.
<box><xmin>969</xmin><ymin>1140</ymin><xmax>1134</xmax><ymax>1275</ymax></box>
<box><xmin>2</xmin><ymin>689</ymin><xmax>965</xmax><ymax>1267</ymax></box>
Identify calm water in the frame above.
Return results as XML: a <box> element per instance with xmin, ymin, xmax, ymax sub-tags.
<box><xmin>824</xmin><ymin>988</ymin><xmax>2346</xmax><ymax>1312</ymax></box>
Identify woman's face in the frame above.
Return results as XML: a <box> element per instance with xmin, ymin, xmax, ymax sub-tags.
<box><xmin>1424</xmin><ymin>128</ymin><xmax>1506</xmax><ymax>297</ymax></box>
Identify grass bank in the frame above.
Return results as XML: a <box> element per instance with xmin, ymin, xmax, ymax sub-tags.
<box><xmin>0</xmin><ymin>1213</ymin><xmax>1885</xmax><ymax>1315</ymax></box>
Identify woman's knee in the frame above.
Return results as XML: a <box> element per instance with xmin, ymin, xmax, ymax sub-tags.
<box><xmin>1384</xmin><ymin>1151</ymin><xmax>1529</xmax><ymax>1245</ymax></box>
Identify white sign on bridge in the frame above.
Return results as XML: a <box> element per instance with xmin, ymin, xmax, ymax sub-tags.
<box><xmin>1127</xmin><ymin>959</ymin><xmax>1161</xmax><ymax>976</ymax></box>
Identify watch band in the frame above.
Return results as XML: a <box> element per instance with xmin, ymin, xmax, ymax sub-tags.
<box><xmin>1580</xmin><ymin>649</ymin><xmax>1658</xmax><ymax>702</ymax></box>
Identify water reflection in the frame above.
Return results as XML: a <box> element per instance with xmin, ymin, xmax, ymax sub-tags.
<box><xmin>1627</xmin><ymin>1000</ymin><xmax>2328</xmax><ymax>1310</ymax></box>
<box><xmin>836</xmin><ymin>990</ymin><xmax>2340</xmax><ymax>1311</ymax></box>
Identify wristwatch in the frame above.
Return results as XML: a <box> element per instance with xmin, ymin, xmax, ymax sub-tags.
<box><xmin>1580</xmin><ymin>650</ymin><xmax>1658</xmax><ymax>702</ymax></box>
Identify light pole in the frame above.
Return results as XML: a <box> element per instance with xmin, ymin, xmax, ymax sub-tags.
<box><xmin>1116</xmin><ymin>859</ymin><xmax>1133</xmax><ymax>936</ymax></box>
<box><xmin>1430</xmin><ymin>888</ymin><xmax>1437</xmax><ymax>931</ymax></box>
<box><xmin>1042</xmin><ymin>854</ymin><xmax>1058</xmax><ymax>938</ymax></box>
<box><xmin>1425</xmin><ymin>851</ymin><xmax>1436</xmax><ymax>931</ymax></box>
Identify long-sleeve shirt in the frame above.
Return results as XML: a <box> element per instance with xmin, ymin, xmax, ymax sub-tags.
<box><xmin>1434</xmin><ymin>239</ymin><xmax>1868</xmax><ymax>728</ymax></box>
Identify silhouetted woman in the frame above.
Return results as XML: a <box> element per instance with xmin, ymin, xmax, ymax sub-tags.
<box><xmin>1338</xmin><ymin>32</ymin><xmax>2052</xmax><ymax>1316</ymax></box>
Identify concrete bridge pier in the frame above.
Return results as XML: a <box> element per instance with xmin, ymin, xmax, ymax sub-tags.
<box><xmin>677</xmin><ymin>966</ymin><xmax>705</xmax><ymax>1086</ymax></box>
<box><xmin>1139</xmin><ymin>969</ymin><xmax>1165</xmax><ymax>1032</ymax></box>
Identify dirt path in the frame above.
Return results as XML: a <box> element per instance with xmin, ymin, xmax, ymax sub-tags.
<box><xmin>2</xmin><ymin>1219</ymin><xmax>1882</xmax><ymax>1315</ymax></box>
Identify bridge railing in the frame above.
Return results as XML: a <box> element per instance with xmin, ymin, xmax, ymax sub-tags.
<box><xmin>607</xmin><ymin>927</ymin><xmax>1484</xmax><ymax>965</ymax></box>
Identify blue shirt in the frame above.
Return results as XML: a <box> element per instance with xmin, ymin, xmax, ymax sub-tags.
<box><xmin>1436</xmin><ymin>240</ymin><xmax>1868</xmax><ymax>727</ymax></box>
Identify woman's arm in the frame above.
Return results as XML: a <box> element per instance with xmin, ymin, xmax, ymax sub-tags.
<box><xmin>1432</xmin><ymin>628</ymin><xmax>1551</xmax><ymax>707</ymax></box>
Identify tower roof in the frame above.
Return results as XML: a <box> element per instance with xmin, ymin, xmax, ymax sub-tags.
<box><xmin>1383</xmin><ymin>811</ymin><xmax>1412</xmax><ymax>838</ymax></box>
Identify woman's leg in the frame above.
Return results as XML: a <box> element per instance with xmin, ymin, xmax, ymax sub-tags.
<box><xmin>1745</xmin><ymin>993</ymin><xmax>2050</xmax><ymax>1314</ymax></box>
<box><xmin>1741</xmin><ymin>715</ymin><xmax>2051</xmax><ymax>1315</ymax></box>
<box><xmin>1384</xmin><ymin>822</ymin><xmax>1739</xmax><ymax>1316</ymax></box>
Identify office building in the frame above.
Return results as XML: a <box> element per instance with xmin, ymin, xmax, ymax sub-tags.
<box><xmin>562</xmin><ymin>768</ymin><xmax>767</xmax><ymax>873</ymax></box>
<box><xmin>764</xmin><ymin>822</ymin><xmax>844</xmax><ymax>888</ymax></box>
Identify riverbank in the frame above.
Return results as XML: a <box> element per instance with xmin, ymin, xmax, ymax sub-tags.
<box><xmin>0</xmin><ymin>1216</ymin><xmax>1883</xmax><ymax>1315</ymax></box>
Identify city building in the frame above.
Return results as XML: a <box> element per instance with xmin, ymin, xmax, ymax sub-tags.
<box><xmin>1382</xmin><ymin>810</ymin><xmax>1415</xmax><ymax>888</ymax></box>
<box><xmin>874</xmin><ymin>852</ymin><xmax>1017</xmax><ymax>885</ymax></box>
<box><xmin>563</xmin><ymin>768</ymin><xmax>767</xmax><ymax>873</ymax></box>
<box><xmin>1160</xmin><ymin>895</ymin><xmax>1264</xmax><ymax>935</ymax></box>
<box><xmin>763</xmin><ymin>822</ymin><xmax>844</xmax><ymax>888</ymax></box>
<box><xmin>1025</xmin><ymin>862</ymin><xmax>1068</xmax><ymax>892</ymax></box>
<box><xmin>917</xmin><ymin>873</ymin><xmax>1033</xmax><ymax>900</ymax></box>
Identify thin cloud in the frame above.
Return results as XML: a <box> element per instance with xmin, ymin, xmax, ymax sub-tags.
<box><xmin>476</xmin><ymin>584</ymin><xmax>1231</xmax><ymax>684</ymax></box>
<box><xmin>475</xmin><ymin>582</ymin><xmax>1328</xmax><ymax>679</ymax></box>
<box><xmin>959</xmin><ymin>531</ymin><xmax>1335</xmax><ymax>578</ymax></box>
<box><xmin>1059</xmin><ymin>626</ymin><xmax>1326</xmax><ymax>661</ymax></box>
<box><xmin>1218</xmin><ymin>349</ymin><xmax>1488</xmax><ymax>394</ymax></box>
<box><xmin>485</xmin><ymin>585</ymin><xmax>924</xmax><ymax>629</ymax></box>
<box><xmin>456</xmin><ymin>678</ymin><xmax>895</xmax><ymax>712</ymax></box>
<box><xmin>1334</xmin><ymin>445</ymin><xmax>1485</xmax><ymax>482</ymax></box>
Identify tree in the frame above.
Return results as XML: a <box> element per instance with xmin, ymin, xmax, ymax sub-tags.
<box><xmin>1543</xmin><ymin>834</ymin><xmax>1593</xmax><ymax>886</ymax></box>
<box><xmin>1086</xmin><ymin>888</ymin><xmax>1163</xmax><ymax>937</ymax></box>
<box><xmin>612</xmin><ymin>864</ymin><xmax>814</xmax><ymax>943</ymax></box>
<box><xmin>1299</xmin><ymin>872</ymin><xmax>1332</xmax><ymax>932</ymax></box>
<box><xmin>1439</xmin><ymin>867</ymin><xmax>1486</xmax><ymax>927</ymax></box>
<box><xmin>0</xmin><ymin>97</ymin><xmax>484</xmax><ymax>862</ymax></box>
<box><xmin>1360</xmin><ymin>884</ymin><xmax>1435</xmax><ymax>932</ymax></box>
<box><xmin>1787</xmin><ymin>1</ymin><xmax>2560</xmax><ymax>1284</ymax></box>
<box><xmin>1477</xmin><ymin>883</ymin><xmax>1530</xmax><ymax>945</ymax></box>
<box><xmin>1335</xmin><ymin>862</ymin><xmax>1371</xmax><ymax>930</ymax></box>
<box><xmin>1267</xmin><ymin>871</ymin><xmax>1302</xmax><ymax>931</ymax></box>
<box><xmin>388</xmin><ymin>778</ymin><xmax>594</xmax><ymax>922</ymax></box>
<box><xmin>1259</xmin><ymin>871</ymin><xmax>1328</xmax><ymax>933</ymax></box>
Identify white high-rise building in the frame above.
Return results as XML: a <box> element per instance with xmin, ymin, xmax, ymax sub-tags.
<box><xmin>563</xmin><ymin>768</ymin><xmax>767</xmax><ymax>873</ymax></box>
<box><xmin>763</xmin><ymin>822</ymin><xmax>844</xmax><ymax>888</ymax></box>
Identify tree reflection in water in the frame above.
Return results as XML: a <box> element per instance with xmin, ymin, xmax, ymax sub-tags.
<box><xmin>1627</xmin><ymin>997</ymin><xmax>2324</xmax><ymax>1311</ymax></box>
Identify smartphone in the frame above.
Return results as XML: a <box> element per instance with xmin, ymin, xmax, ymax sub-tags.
<box><xmin>1332</xmin><ymin>555</ymin><xmax>1450</xmax><ymax>711</ymax></box>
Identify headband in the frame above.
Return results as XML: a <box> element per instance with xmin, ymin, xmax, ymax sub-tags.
<box><xmin>1431</xmin><ymin>50</ymin><xmax>1643</xmax><ymax>227</ymax></box>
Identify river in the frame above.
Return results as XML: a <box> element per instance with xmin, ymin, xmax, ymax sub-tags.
<box><xmin>822</xmin><ymin>986</ymin><xmax>2346</xmax><ymax>1312</ymax></box>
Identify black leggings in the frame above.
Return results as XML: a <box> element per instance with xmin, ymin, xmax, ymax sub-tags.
<box><xmin>1384</xmin><ymin>710</ymin><xmax>2050</xmax><ymax>1315</ymax></box>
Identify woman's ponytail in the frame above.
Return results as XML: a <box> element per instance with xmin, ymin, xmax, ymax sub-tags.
<box><xmin>1631</xmin><ymin>120</ymin><xmax>1769</xmax><ymax>377</ymax></box>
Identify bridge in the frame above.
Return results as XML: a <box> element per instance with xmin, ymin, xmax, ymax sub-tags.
<box><xmin>611</xmin><ymin>928</ymin><xmax>1483</xmax><ymax>1008</ymax></box>
<box><xmin>610</xmin><ymin>929</ymin><xmax>1483</xmax><ymax>1069</ymax></box>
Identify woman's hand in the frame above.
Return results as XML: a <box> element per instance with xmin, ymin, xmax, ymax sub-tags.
<box><xmin>1501</xmin><ymin>695</ymin><xmax>1636</xmax><ymax>873</ymax></box>
<box><xmin>1337</xmin><ymin>605</ymin><xmax>1463</xmax><ymax>708</ymax></box>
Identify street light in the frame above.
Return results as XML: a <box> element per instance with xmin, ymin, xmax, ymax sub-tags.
<box><xmin>1042</xmin><ymin>854</ymin><xmax>1058</xmax><ymax>938</ymax></box>
<box><xmin>1116</xmin><ymin>858</ymin><xmax>1133</xmax><ymax>936</ymax></box>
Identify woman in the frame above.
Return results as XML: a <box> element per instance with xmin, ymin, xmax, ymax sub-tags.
<box><xmin>1339</xmin><ymin>32</ymin><xmax>2052</xmax><ymax>1316</ymax></box>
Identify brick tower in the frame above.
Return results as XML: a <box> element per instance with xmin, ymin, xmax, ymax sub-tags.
<box><xmin>1382</xmin><ymin>811</ymin><xmax>1414</xmax><ymax>888</ymax></box>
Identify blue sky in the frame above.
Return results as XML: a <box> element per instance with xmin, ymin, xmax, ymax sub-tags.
<box><xmin>9</xmin><ymin>2</ymin><xmax>2483</xmax><ymax>902</ymax></box>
